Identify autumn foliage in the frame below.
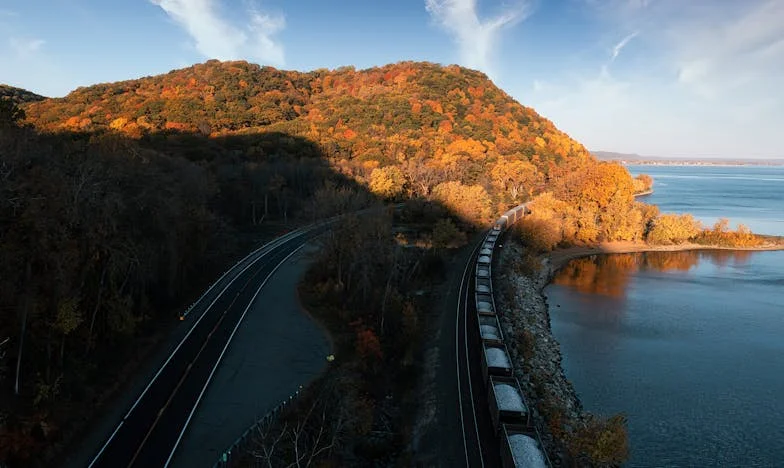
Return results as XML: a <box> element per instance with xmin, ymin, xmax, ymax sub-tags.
<box><xmin>632</xmin><ymin>173</ymin><xmax>653</xmax><ymax>194</ymax></box>
<box><xmin>21</xmin><ymin>60</ymin><xmax>596</xmax><ymax>224</ymax></box>
<box><xmin>695</xmin><ymin>219</ymin><xmax>764</xmax><ymax>247</ymax></box>
<box><xmin>647</xmin><ymin>213</ymin><xmax>702</xmax><ymax>244</ymax></box>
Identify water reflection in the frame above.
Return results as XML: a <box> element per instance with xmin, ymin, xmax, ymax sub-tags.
<box><xmin>553</xmin><ymin>250</ymin><xmax>754</xmax><ymax>298</ymax></box>
<box><xmin>546</xmin><ymin>249</ymin><xmax>784</xmax><ymax>467</ymax></box>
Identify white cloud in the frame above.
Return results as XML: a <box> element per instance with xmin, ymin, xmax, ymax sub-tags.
<box><xmin>610</xmin><ymin>31</ymin><xmax>637</xmax><ymax>62</ymax></box>
<box><xmin>425</xmin><ymin>0</ymin><xmax>531</xmax><ymax>77</ymax></box>
<box><xmin>9</xmin><ymin>37</ymin><xmax>45</xmax><ymax>56</ymax></box>
<box><xmin>151</xmin><ymin>0</ymin><xmax>285</xmax><ymax>66</ymax></box>
<box><xmin>526</xmin><ymin>0</ymin><xmax>784</xmax><ymax>158</ymax></box>
<box><xmin>671</xmin><ymin>0</ymin><xmax>784</xmax><ymax>100</ymax></box>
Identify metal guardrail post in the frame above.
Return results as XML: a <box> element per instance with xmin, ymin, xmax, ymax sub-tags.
<box><xmin>212</xmin><ymin>388</ymin><xmax>304</xmax><ymax>468</ymax></box>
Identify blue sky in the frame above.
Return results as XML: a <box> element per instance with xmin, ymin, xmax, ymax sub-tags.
<box><xmin>1</xmin><ymin>0</ymin><xmax>782</xmax><ymax>158</ymax></box>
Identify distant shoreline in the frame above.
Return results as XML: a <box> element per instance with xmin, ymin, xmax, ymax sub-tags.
<box><xmin>622</xmin><ymin>161</ymin><xmax>784</xmax><ymax>167</ymax></box>
<box><xmin>592</xmin><ymin>151</ymin><xmax>784</xmax><ymax>166</ymax></box>
<box><xmin>547</xmin><ymin>240</ymin><xmax>784</xmax><ymax>274</ymax></box>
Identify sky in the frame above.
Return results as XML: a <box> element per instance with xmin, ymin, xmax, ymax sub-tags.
<box><xmin>1</xmin><ymin>0</ymin><xmax>782</xmax><ymax>158</ymax></box>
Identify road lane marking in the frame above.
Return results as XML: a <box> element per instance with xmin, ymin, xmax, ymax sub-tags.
<box><xmin>180</xmin><ymin>228</ymin><xmax>308</xmax><ymax>319</ymax></box>
<box><xmin>126</xmin><ymin>248</ymin><xmax>278</xmax><ymax>467</ymax></box>
<box><xmin>164</xmin><ymin>241</ymin><xmax>308</xmax><ymax>467</ymax></box>
<box><xmin>87</xmin><ymin>230</ymin><xmax>309</xmax><ymax>468</ymax></box>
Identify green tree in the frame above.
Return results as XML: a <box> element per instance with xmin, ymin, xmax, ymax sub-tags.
<box><xmin>0</xmin><ymin>98</ymin><xmax>25</xmax><ymax>127</ymax></box>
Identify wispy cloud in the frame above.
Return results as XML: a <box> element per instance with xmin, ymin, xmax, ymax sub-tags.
<box><xmin>529</xmin><ymin>0</ymin><xmax>784</xmax><ymax>157</ymax></box>
<box><xmin>610</xmin><ymin>31</ymin><xmax>638</xmax><ymax>62</ymax></box>
<box><xmin>425</xmin><ymin>0</ymin><xmax>531</xmax><ymax>77</ymax></box>
<box><xmin>9</xmin><ymin>37</ymin><xmax>45</xmax><ymax>56</ymax></box>
<box><xmin>151</xmin><ymin>0</ymin><xmax>285</xmax><ymax>66</ymax></box>
<box><xmin>671</xmin><ymin>0</ymin><xmax>784</xmax><ymax>99</ymax></box>
<box><xmin>0</xmin><ymin>9</ymin><xmax>18</xmax><ymax>17</ymax></box>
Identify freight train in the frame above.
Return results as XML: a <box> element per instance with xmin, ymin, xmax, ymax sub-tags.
<box><xmin>474</xmin><ymin>203</ymin><xmax>551</xmax><ymax>468</ymax></box>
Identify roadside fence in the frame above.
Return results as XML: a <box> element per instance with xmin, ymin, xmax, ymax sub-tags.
<box><xmin>212</xmin><ymin>386</ymin><xmax>303</xmax><ymax>468</ymax></box>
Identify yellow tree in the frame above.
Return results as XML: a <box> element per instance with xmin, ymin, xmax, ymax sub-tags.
<box><xmin>490</xmin><ymin>156</ymin><xmax>541</xmax><ymax>202</ymax></box>
<box><xmin>431</xmin><ymin>181</ymin><xmax>492</xmax><ymax>224</ymax></box>
<box><xmin>647</xmin><ymin>214</ymin><xmax>702</xmax><ymax>244</ymax></box>
<box><xmin>369</xmin><ymin>166</ymin><xmax>405</xmax><ymax>199</ymax></box>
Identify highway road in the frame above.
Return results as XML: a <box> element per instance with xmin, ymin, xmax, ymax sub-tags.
<box><xmin>87</xmin><ymin>225</ymin><xmax>324</xmax><ymax>468</ymax></box>
<box><xmin>453</xmin><ymin>237</ymin><xmax>504</xmax><ymax>467</ymax></box>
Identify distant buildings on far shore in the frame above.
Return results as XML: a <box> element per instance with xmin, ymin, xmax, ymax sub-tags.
<box><xmin>592</xmin><ymin>151</ymin><xmax>784</xmax><ymax>167</ymax></box>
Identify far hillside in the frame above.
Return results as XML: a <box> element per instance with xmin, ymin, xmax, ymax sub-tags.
<box><xmin>0</xmin><ymin>84</ymin><xmax>46</xmax><ymax>104</ymax></box>
<box><xmin>593</xmin><ymin>150</ymin><xmax>784</xmax><ymax>166</ymax></box>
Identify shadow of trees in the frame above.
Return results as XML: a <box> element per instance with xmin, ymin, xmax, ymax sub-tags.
<box><xmin>0</xmin><ymin>118</ymin><xmax>483</xmax><ymax>466</ymax></box>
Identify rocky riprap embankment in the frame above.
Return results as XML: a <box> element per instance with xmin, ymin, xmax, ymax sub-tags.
<box><xmin>494</xmin><ymin>241</ymin><xmax>586</xmax><ymax>465</ymax></box>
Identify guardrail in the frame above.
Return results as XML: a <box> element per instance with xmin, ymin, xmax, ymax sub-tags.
<box><xmin>204</xmin><ymin>204</ymin><xmax>402</xmax><ymax>467</ymax></box>
<box><xmin>212</xmin><ymin>387</ymin><xmax>303</xmax><ymax>468</ymax></box>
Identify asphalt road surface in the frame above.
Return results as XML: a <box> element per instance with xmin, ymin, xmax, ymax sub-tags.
<box><xmin>170</xmin><ymin>242</ymin><xmax>329</xmax><ymax>467</ymax></box>
<box><xmin>87</xmin><ymin>226</ymin><xmax>324</xmax><ymax>468</ymax></box>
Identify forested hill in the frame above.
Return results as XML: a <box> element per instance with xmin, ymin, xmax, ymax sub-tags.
<box><xmin>25</xmin><ymin>61</ymin><xmax>585</xmax><ymax>160</ymax></box>
<box><xmin>0</xmin><ymin>84</ymin><xmax>46</xmax><ymax>104</ymax></box>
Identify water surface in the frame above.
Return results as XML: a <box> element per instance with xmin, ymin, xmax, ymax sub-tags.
<box><xmin>627</xmin><ymin>165</ymin><xmax>784</xmax><ymax>236</ymax></box>
<box><xmin>548</xmin><ymin>251</ymin><xmax>784</xmax><ymax>467</ymax></box>
<box><xmin>547</xmin><ymin>165</ymin><xmax>784</xmax><ymax>467</ymax></box>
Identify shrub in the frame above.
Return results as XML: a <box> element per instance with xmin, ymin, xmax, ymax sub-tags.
<box><xmin>569</xmin><ymin>413</ymin><xmax>629</xmax><ymax>466</ymax></box>
<box><xmin>694</xmin><ymin>219</ymin><xmax>764</xmax><ymax>247</ymax></box>
<box><xmin>431</xmin><ymin>218</ymin><xmax>466</xmax><ymax>249</ymax></box>
<box><xmin>646</xmin><ymin>213</ymin><xmax>701</xmax><ymax>245</ymax></box>
<box><xmin>517</xmin><ymin>218</ymin><xmax>561</xmax><ymax>253</ymax></box>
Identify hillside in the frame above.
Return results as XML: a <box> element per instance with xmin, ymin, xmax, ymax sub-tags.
<box><xmin>0</xmin><ymin>84</ymin><xmax>46</xmax><ymax>104</ymax></box>
<box><xmin>24</xmin><ymin>60</ymin><xmax>593</xmax><ymax>218</ymax></box>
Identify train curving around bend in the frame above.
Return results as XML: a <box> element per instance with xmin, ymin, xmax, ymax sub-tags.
<box><xmin>474</xmin><ymin>203</ymin><xmax>551</xmax><ymax>468</ymax></box>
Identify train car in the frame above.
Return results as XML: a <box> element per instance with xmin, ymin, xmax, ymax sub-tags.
<box><xmin>479</xmin><ymin>246</ymin><xmax>493</xmax><ymax>256</ymax></box>
<box><xmin>481</xmin><ymin>340</ymin><xmax>513</xmax><ymax>383</ymax></box>
<box><xmin>475</xmin><ymin>292</ymin><xmax>495</xmax><ymax>316</ymax></box>
<box><xmin>476</xmin><ymin>264</ymin><xmax>490</xmax><ymax>279</ymax></box>
<box><xmin>476</xmin><ymin>278</ymin><xmax>492</xmax><ymax>294</ymax></box>
<box><xmin>488</xmin><ymin>375</ymin><xmax>530</xmax><ymax>433</ymax></box>
<box><xmin>499</xmin><ymin>203</ymin><xmax>529</xmax><ymax>227</ymax></box>
<box><xmin>500</xmin><ymin>424</ymin><xmax>549</xmax><ymax>468</ymax></box>
<box><xmin>477</xmin><ymin>254</ymin><xmax>492</xmax><ymax>265</ymax></box>
<box><xmin>478</xmin><ymin>314</ymin><xmax>504</xmax><ymax>344</ymax></box>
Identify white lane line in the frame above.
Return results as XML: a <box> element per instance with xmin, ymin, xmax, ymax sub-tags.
<box><xmin>455</xmin><ymin>240</ymin><xmax>481</xmax><ymax>468</ymax></box>
<box><xmin>164</xmin><ymin>241</ymin><xmax>308</xmax><ymax>468</ymax></box>
<box><xmin>463</xmin><ymin>248</ymin><xmax>485</xmax><ymax>468</ymax></box>
<box><xmin>181</xmin><ymin>227</ymin><xmax>306</xmax><ymax>319</ymax></box>
<box><xmin>87</xmin><ymin>230</ymin><xmax>308</xmax><ymax>468</ymax></box>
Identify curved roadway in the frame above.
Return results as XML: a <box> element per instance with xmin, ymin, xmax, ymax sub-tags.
<box><xmin>83</xmin><ymin>218</ymin><xmax>504</xmax><ymax>467</ymax></box>
<box><xmin>87</xmin><ymin>225</ymin><xmax>327</xmax><ymax>468</ymax></box>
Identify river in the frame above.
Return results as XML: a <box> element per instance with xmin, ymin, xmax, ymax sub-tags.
<box><xmin>546</xmin><ymin>164</ymin><xmax>784</xmax><ymax>467</ymax></box>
